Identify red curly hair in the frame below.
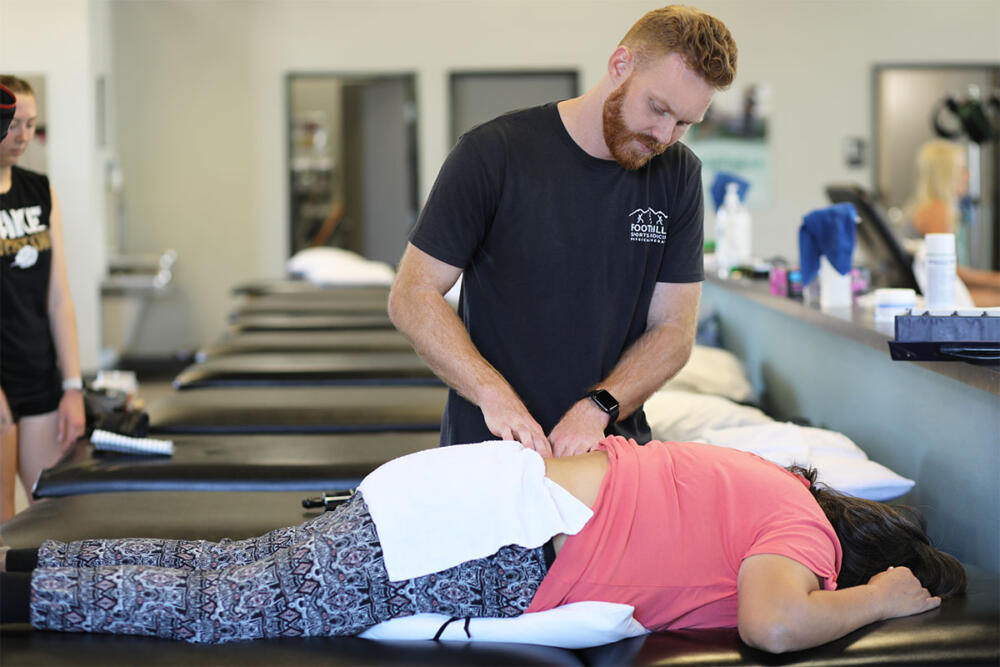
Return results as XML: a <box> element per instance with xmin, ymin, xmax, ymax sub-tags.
<box><xmin>619</xmin><ymin>5</ymin><xmax>737</xmax><ymax>89</ymax></box>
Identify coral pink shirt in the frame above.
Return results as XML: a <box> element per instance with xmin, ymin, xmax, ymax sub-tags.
<box><xmin>526</xmin><ymin>436</ymin><xmax>842</xmax><ymax>630</ymax></box>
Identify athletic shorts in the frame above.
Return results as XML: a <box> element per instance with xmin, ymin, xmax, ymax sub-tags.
<box><xmin>2</xmin><ymin>367</ymin><xmax>62</xmax><ymax>421</ymax></box>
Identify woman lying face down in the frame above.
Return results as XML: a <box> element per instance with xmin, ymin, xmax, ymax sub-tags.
<box><xmin>0</xmin><ymin>436</ymin><xmax>965</xmax><ymax>653</ymax></box>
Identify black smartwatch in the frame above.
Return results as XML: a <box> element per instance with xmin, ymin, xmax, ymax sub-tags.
<box><xmin>587</xmin><ymin>389</ymin><xmax>619</xmax><ymax>424</ymax></box>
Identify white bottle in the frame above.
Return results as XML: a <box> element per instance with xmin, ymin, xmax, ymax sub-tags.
<box><xmin>714</xmin><ymin>183</ymin><xmax>742</xmax><ymax>278</ymax></box>
<box><xmin>714</xmin><ymin>200</ymin><xmax>731</xmax><ymax>279</ymax></box>
<box><xmin>726</xmin><ymin>183</ymin><xmax>752</xmax><ymax>267</ymax></box>
<box><xmin>924</xmin><ymin>233</ymin><xmax>956</xmax><ymax>309</ymax></box>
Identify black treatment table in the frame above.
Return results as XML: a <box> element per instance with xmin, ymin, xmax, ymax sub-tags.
<box><xmin>229</xmin><ymin>312</ymin><xmax>394</xmax><ymax>333</ymax></box>
<box><xmin>232</xmin><ymin>280</ymin><xmax>390</xmax><ymax>298</ymax></box>
<box><xmin>230</xmin><ymin>292</ymin><xmax>390</xmax><ymax>317</ymax></box>
<box><xmin>32</xmin><ymin>431</ymin><xmax>442</xmax><ymax>498</ymax></box>
<box><xmin>2</xmin><ymin>491</ymin><xmax>997</xmax><ymax>666</ymax></box>
<box><xmin>147</xmin><ymin>385</ymin><xmax>447</xmax><ymax>435</ymax></box>
<box><xmin>172</xmin><ymin>352</ymin><xmax>440</xmax><ymax>390</ymax></box>
<box><xmin>196</xmin><ymin>330</ymin><xmax>414</xmax><ymax>360</ymax></box>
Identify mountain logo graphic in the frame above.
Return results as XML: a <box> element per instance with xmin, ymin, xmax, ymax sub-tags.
<box><xmin>628</xmin><ymin>207</ymin><xmax>668</xmax><ymax>244</ymax></box>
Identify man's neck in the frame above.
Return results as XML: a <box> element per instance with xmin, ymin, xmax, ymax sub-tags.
<box><xmin>557</xmin><ymin>80</ymin><xmax>615</xmax><ymax>161</ymax></box>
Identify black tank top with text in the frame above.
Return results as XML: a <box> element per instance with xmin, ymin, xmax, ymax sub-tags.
<box><xmin>0</xmin><ymin>166</ymin><xmax>57</xmax><ymax>387</ymax></box>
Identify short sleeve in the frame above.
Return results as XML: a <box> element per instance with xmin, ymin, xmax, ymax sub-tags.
<box><xmin>409</xmin><ymin>131</ymin><xmax>504</xmax><ymax>269</ymax></box>
<box><xmin>657</xmin><ymin>149</ymin><xmax>705</xmax><ymax>283</ymax></box>
<box><xmin>745</xmin><ymin>515</ymin><xmax>841</xmax><ymax>590</ymax></box>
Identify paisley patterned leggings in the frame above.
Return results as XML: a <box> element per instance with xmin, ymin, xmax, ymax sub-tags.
<box><xmin>28</xmin><ymin>493</ymin><xmax>549</xmax><ymax>643</ymax></box>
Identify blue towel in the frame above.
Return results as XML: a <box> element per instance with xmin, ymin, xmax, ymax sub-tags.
<box><xmin>710</xmin><ymin>171</ymin><xmax>750</xmax><ymax>211</ymax></box>
<box><xmin>798</xmin><ymin>203</ymin><xmax>858</xmax><ymax>286</ymax></box>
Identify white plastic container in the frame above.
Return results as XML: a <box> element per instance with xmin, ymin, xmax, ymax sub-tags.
<box><xmin>714</xmin><ymin>186</ymin><xmax>732</xmax><ymax>278</ymax></box>
<box><xmin>714</xmin><ymin>182</ymin><xmax>752</xmax><ymax>277</ymax></box>
<box><xmin>819</xmin><ymin>256</ymin><xmax>852</xmax><ymax>309</ymax></box>
<box><xmin>924</xmin><ymin>233</ymin><xmax>956</xmax><ymax>309</ymax></box>
<box><xmin>874</xmin><ymin>288</ymin><xmax>917</xmax><ymax>324</ymax></box>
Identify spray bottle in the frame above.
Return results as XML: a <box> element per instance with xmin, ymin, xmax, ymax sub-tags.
<box><xmin>715</xmin><ymin>182</ymin><xmax>751</xmax><ymax>277</ymax></box>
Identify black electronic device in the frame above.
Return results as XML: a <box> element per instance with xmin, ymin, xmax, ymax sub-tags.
<box><xmin>302</xmin><ymin>489</ymin><xmax>355</xmax><ymax>511</ymax></box>
<box><xmin>825</xmin><ymin>183</ymin><xmax>921</xmax><ymax>293</ymax></box>
<box><xmin>889</xmin><ymin>311</ymin><xmax>1000</xmax><ymax>366</ymax></box>
<box><xmin>588</xmin><ymin>389</ymin><xmax>619</xmax><ymax>423</ymax></box>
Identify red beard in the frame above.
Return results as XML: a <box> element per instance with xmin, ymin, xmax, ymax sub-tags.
<box><xmin>602</xmin><ymin>78</ymin><xmax>667</xmax><ymax>170</ymax></box>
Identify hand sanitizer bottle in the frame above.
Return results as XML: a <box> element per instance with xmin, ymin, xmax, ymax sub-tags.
<box><xmin>715</xmin><ymin>183</ymin><xmax>751</xmax><ymax>277</ymax></box>
<box><xmin>728</xmin><ymin>184</ymin><xmax>752</xmax><ymax>266</ymax></box>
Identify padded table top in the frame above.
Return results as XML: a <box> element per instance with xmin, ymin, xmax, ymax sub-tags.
<box><xmin>230</xmin><ymin>292</ymin><xmax>390</xmax><ymax>317</ymax></box>
<box><xmin>147</xmin><ymin>385</ymin><xmax>447</xmax><ymax>434</ymax></box>
<box><xmin>197</xmin><ymin>330</ymin><xmax>415</xmax><ymax>360</ymax></box>
<box><xmin>232</xmin><ymin>280</ymin><xmax>390</xmax><ymax>297</ymax></box>
<box><xmin>33</xmin><ymin>432</ymin><xmax>441</xmax><ymax>497</ymax></box>
<box><xmin>2</xmin><ymin>491</ymin><xmax>997</xmax><ymax>666</ymax></box>
<box><xmin>174</xmin><ymin>351</ymin><xmax>437</xmax><ymax>389</ymax></box>
<box><xmin>229</xmin><ymin>312</ymin><xmax>394</xmax><ymax>333</ymax></box>
<box><xmin>173</xmin><ymin>352</ymin><xmax>439</xmax><ymax>389</ymax></box>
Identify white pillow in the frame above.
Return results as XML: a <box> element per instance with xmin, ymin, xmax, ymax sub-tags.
<box><xmin>662</xmin><ymin>345</ymin><xmax>757</xmax><ymax>403</ymax></box>
<box><xmin>286</xmin><ymin>247</ymin><xmax>395</xmax><ymax>286</ymax></box>
<box><xmin>359</xmin><ymin>601</ymin><xmax>648</xmax><ymax>649</ymax></box>
<box><xmin>698</xmin><ymin>422</ymin><xmax>914</xmax><ymax>501</ymax></box>
<box><xmin>645</xmin><ymin>390</ymin><xmax>772</xmax><ymax>442</ymax></box>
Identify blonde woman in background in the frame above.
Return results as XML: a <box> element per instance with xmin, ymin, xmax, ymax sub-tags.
<box><xmin>0</xmin><ymin>75</ymin><xmax>86</xmax><ymax>521</ymax></box>
<box><xmin>907</xmin><ymin>139</ymin><xmax>1000</xmax><ymax>306</ymax></box>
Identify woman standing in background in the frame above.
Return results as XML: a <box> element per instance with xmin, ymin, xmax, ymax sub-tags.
<box><xmin>907</xmin><ymin>139</ymin><xmax>1000</xmax><ymax>306</ymax></box>
<box><xmin>0</xmin><ymin>75</ymin><xmax>86</xmax><ymax>521</ymax></box>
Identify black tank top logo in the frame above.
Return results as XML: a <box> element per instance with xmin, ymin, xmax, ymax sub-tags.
<box><xmin>1</xmin><ymin>205</ymin><xmax>51</xmax><ymax>268</ymax></box>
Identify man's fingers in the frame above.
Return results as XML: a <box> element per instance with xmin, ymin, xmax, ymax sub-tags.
<box><xmin>512</xmin><ymin>422</ymin><xmax>551</xmax><ymax>457</ymax></box>
<box><xmin>532</xmin><ymin>432</ymin><xmax>553</xmax><ymax>458</ymax></box>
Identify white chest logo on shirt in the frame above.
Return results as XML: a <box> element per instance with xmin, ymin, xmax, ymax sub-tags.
<box><xmin>13</xmin><ymin>245</ymin><xmax>39</xmax><ymax>269</ymax></box>
<box><xmin>628</xmin><ymin>208</ymin><xmax>668</xmax><ymax>244</ymax></box>
<box><xmin>0</xmin><ymin>206</ymin><xmax>47</xmax><ymax>240</ymax></box>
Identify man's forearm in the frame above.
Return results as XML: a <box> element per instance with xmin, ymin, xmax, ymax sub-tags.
<box><xmin>388</xmin><ymin>284</ymin><xmax>515</xmax><ymax>407</ymax></box>
<box><xmin>598</xmin><ymin>320</ymin><xmax>695</xmax><ymax>420</ymax></box>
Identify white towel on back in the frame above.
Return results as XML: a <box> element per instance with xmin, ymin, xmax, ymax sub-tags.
<box><xmin>357</xmin><ymin>440</ymin><xmax>593</xmax><ymax>582</ymax></box>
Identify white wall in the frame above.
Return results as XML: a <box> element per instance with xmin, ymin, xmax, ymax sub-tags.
<box><xmin>112</xmin><ymin>1</ymin><xmax>257</xmax><ymax>354</ymax></box>
<box><xmin>0</xmin><ymin>0</ymin><xmax>110</xmax><ymax>372</ymax></box>
<box><xmin>107</xmin><ymin>0</ymin><xmax>999</xmax><ymax>352</ymax></box>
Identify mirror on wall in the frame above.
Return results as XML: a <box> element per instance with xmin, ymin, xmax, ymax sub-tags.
<box><xmin>287</xmin><ymin>73</ymin><xmax>418</xmax><ymax>265</ymax></box>
<box><xmin>874</xmin><ymin>64</ymin><xmax>999</xmax><ymax>270</ymax></box>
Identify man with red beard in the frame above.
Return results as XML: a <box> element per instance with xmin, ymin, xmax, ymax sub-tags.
<box><xmin>389</xmin><ymin>6</ymin><xmax>737</xmax><ymax>457</ymax></box>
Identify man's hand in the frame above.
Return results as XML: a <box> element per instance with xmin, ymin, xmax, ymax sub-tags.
<box><xmin>57</xmin><ymin>389</ymin><xmax>85</xmax><ymax>450</ymax></box>
<box><xmin>549</xmin><ymin>398</ymin><xmax>609</xmax><ymax>457</ymax></box>
<box><xmin>480</xmin><ymin>390</ymin><xmax>552</xmax><ymax>457</ymax></box>
<box><xmin>868</xmin><ymin>566</ymin><xmax>941</xmax><ymax>620</ymax></box>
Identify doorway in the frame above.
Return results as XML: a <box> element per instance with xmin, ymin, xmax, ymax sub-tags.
<box><xmin>286</xmin><ymin>73</ymin><xmax>418</xmax><ymax>266</ymax></box>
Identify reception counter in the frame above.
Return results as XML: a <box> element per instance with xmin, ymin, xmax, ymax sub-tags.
<box><xmin>702</xmin><ymin>276</ymin><xmax>999</xmax><ymax>574</ymax></box>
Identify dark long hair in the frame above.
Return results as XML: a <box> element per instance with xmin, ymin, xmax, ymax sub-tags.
<box><xmin>790</xmin><ymin>466</ymin><xmax>966</xmax><ymax>597</ymax></box>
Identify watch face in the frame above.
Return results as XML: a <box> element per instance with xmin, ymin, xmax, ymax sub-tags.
<box><xmin>591</xmin><ymin>389</ymin><xmax>619</xmax><ymax>413</ymax></box>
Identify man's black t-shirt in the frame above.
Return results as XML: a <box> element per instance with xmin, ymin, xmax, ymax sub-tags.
<box><xmin>410</xmin><ymin>103</ymin><xmax>704</xmax><ymax>446</ymax></box>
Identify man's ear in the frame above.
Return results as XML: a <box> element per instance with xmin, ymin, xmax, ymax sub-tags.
<box><xmin>607</xmin><ymin>46</ymin><xmax>635</xmax><ymax>84</ymax></box>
